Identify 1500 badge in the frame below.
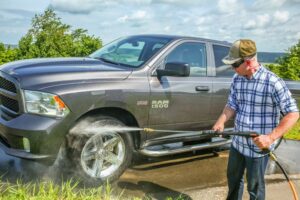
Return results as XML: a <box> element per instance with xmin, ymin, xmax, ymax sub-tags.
<box><xmin>151</xmin><ymin>100</ymin><xmax>169</xmax><ymax>109</ymax></box>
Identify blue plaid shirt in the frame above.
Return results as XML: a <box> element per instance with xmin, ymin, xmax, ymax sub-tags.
<box><xmin>227</xmin><ymin>65</ymin><xmax>299</xmax><ymax>157</ymax></box>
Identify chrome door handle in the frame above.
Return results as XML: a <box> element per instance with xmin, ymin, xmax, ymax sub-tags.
<box><xmin>195</xmin><ymin>86</ymin><xmax>210</xmax><ymax>91</ymax></box>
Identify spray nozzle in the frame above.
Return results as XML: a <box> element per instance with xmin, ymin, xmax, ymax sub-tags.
<box><xmin>143</xmin><ymin>128</ymin><xmax>155</xmax><ymax>133</ymax></box>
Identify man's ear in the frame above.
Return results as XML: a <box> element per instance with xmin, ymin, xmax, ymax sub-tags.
<box><xmin>246</xmin><ymin>60</ymin><xmax>251</xmax><ymax>67</ymax></box>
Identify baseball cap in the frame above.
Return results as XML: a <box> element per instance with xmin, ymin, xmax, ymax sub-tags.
<box><xmin>222</xmin><ymin>39</ymin><xmax>257</xmax><ymax>65</ymax></box>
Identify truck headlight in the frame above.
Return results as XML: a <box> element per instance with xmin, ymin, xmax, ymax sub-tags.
<box><xmin>24</xmin><ymin>90</ymin><xmax>70</xmax><ymax>117</ymax></box>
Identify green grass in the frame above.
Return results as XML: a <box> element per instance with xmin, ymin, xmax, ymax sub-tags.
<box><xmin>0</xmin><ymin>178</ymin><xmax>194</xmax><ymax>200</ymax></box>
<box><xmin>0</xmin><ymin>179</ymin><xmax>125</xmax><ymax>200</ymax></box>
<box><xmin>284</xmin><ymin>120</ymin><xmax>300</xmax><ymax>140</ymax></box>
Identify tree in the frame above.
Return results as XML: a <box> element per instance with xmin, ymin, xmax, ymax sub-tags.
<box><xmin>0</xmin><ymin>43</ymin><xmax>18</xmax><ymax>65</ymax></box>
<box><xmin>267</xmin><ymin>40</ymin><xmax>300</xmax><ymax>80</ymax></box>
<box><xmin>18</xmin><ymin>9</ymin><xmax>102</xmax><ymax>59</ymax></box>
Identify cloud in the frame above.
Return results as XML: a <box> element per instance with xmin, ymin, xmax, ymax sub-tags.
<box><xmin>117</xmin><ymin>10</ymin><xmax>148</xmax><ymax>23</ymax></box>
<box><xmin>164</xmin><ymin>26</ymin><xmax>171</xmax><ymax>32</ymax></box>
<box><xmin>131</xmin><ymin>10</ymin><xmax>147</xmax><ymax>19</ymax></box>
<box><xmin>244</xmin><ymin>20</ymin><xmax>256</xmax><ymax>30</ymax></box>
<box><xmin>273</xmin><ymin>10</ymin><xmax>289</xmax><ymax>23</ymax></box>
<box><xmin>253</xmin><ymin>0</ymin><xmax>287</xmax><ymax>9</ymax></box>
<box><xmin>217</xmin><ymin>0</ymin><xmax>243</xmax><ymax>14</ymax></box>
<box><xmin>152</xmin><ymin>0</ymin><xmax>208</xmax><ymax>5</ymax></box>
<box><xmin>50</xmin><ymin>0</ymin><xmax>210</xmax><ymax>14</ymax></box>
<box><xmin>49</xmin><ymin>0</ymin><xmax>99</xmax><ymax>14</ymax></box>
<box><xmin>244</xmin><ymin>14</ymin><xmax>271</xmax><ymax>29</ymax></box>
<box><xmin>257</xmin><ymin>14</ymin><xmax>271</xmax><ymax>26</ymax></box>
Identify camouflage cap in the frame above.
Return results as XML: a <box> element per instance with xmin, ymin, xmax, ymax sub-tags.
<box><xmin>222</xmin><ymin>39</ymin><xmax>257</xmax><ymax>65</ymax></box>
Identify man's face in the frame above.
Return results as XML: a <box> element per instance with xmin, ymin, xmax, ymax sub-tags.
<box><xmin>232</xmin><ymin>57</ymin><xmax>257</xmax><ymax>77</ymax></box>
<box><xmin>232</xmin><ymin>60</ymin><xmax>247</xmax><ymax>76</ymax></box>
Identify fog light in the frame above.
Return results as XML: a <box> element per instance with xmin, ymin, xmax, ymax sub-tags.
<box><xmin>23</xmin><ymin>138</ymin><xmax>30</xmax><ymax>152</ymax></box>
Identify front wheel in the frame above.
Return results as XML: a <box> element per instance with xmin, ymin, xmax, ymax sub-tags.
<box><xmin>61</xmin><ymin>116</ymin><xmax>134</xmax><ymax>185</ymax></box>
<box><xmin>80</xmin><ymin>130</ymin><xmax>127</xmax><ymax>180</ymax></box>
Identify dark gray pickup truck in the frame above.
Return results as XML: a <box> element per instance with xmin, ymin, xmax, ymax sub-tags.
<box><xmin>0</xmin><ymin>35</ymin><xmax>299</xmax><ymax>183</ymax></box>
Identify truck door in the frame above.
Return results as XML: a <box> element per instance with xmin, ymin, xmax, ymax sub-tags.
<box><xmin>148</xmin><ymin>41</ymin><xmax>213</xmax><ymax>137</ymax></box>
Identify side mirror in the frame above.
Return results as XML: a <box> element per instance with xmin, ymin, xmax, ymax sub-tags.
<box><xmin>156</xmin><ymin>62</ymin><xmax>190</xmax><ymax>79</ymax></box>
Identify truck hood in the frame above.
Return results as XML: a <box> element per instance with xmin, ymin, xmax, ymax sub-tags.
<box><xmin>0</xmin><ymin>57</ymin><xmax>133</xmax><ymax>90</ymax></box>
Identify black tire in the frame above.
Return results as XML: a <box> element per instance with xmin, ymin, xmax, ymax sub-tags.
<box><xmin>55</xmin><ymin>115</ymin><xmax>133</xmax><ymax>185</ymax></box>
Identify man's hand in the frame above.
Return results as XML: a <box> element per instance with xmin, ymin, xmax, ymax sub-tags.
<box><xmin>212</xmin><ymin>122</ymin><xmax>224</xmax><ymax>132</ymax></box>
<box><xmin>212</xmin><ymin>106</ymin><xmax>236</xmax><ymax>132</ymax></box>
<box><xmin>252</xmin><ymin>134</ymin><xmax>275</xmax><ymax>150</ymax></box>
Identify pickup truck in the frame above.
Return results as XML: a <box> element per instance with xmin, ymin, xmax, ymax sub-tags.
<box><xmin>0</xmin><ymin>35</ymin><xmax>299</xmax><ymax>184</ymax></box>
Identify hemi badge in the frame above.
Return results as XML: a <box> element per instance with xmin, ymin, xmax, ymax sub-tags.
<box><xmin>137</xmin><ymin>101</ymin><xmax>148</xmax><ymax>106</ymax></box>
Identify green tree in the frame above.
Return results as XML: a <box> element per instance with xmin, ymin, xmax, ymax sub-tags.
<box><xmin>18</xmin><ymin>9</ymin><xmax>102</xmax><ymax>59</ymax></box>
<box><xmin>0</xmin><ymin>43</ymin><xmax>18</xmax><ymax>65</ymax></box>
<box><xmin>267</xmin><ymin>40</ymin><xmax>300</xmax><ymax>80</ymax></box>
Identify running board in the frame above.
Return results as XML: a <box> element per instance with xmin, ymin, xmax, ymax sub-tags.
<box><xmin>138</xmin><ymin>138</ymin><xmax>231</xmax><ymax>157</ymax></box>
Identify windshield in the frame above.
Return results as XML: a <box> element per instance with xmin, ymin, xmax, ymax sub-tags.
<box><xmin>89</xmin><ymin>36</ymin><xmax>173</xmax><ymax>68</ymax></box>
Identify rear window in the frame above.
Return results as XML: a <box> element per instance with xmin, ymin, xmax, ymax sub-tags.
<box><xmin>213</xmin><ymin>44</ymin><xmax>235</xmax><ymax>77</ymax></box>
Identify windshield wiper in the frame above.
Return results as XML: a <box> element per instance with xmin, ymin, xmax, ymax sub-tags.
<box><xmin>95</xmin><ymin>57</ymin><xmax>120</xmax><ymax>66</ymax></box>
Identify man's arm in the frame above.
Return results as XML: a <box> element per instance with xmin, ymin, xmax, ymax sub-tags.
<box><xmin>253</xmin><ymin>112</ymin><xmax>299</xmax><ymax>149</ymax></box>
<box><xmin>212</xmin><ymin>106</ymin><xmax>236</xmax><ymax>132</ymax></box>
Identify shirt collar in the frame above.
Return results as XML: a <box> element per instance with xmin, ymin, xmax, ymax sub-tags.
<box><xmin>251</xmin><ymin>64</ymin><xmax>263</xmax><ymax>80</ymax></box>
<box><xmin>241</xmin><ymin>64</ymin><xmax>263</xmax><ymax>80</ymax></box>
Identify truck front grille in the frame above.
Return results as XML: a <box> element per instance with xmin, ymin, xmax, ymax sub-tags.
<box><xmin>0</xmin><ymin>76</ymin><xmax>17</xmax><ymax>93</ymax></box>
<box><xmin>0</xmin><ymin>94</ymin><xmax>19</xmax><ymax>113</ymax></box>
<box><xmin>0</xmin><ymin>73</ymin><xmax>21</xmax><ymax>120</ymax></box>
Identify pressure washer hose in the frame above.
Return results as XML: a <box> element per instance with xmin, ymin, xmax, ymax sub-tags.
<box><xmin>269</xmin><ymin>152</ymin><xmax>299</xmax><ymax>200</ymax></box>
<box><xmin>142</xmin><ymin>128</ymin><xmax>299</xmax><ymax>200</ymax></box>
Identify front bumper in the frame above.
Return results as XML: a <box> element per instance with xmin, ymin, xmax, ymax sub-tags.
<box><xmin>0</xmin><ymin>140</ymin><xmax>52</xmax><ymax>160</ymax></box>
<box><xmin>0</xmin><ymin>112</ymin><xmax>69</xmax><ymax>160</ymax></box>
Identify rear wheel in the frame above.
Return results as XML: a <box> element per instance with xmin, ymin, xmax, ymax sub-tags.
<box><xmin>57</xmin><ymin>115</ymin><xmax>133</xmax><ymax>185</ymax></box>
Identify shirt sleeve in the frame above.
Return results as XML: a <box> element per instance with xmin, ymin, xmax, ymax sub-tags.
<box><xmin>273</xmin><ymin>78</ymin><xmax>299</xmax><ymax>115</ymax></box>
<box><xmin>226</xmin><ymin>78</ymin><xmax>238</xmax><ymax>111</ymax></box>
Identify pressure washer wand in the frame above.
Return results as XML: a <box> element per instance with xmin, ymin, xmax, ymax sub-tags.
<box><xmin>143</xmin><ymin>128</ymin><xmax>259</xmax><ymax>137</ymax></box>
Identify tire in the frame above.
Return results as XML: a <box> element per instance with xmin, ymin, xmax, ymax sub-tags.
<box><xmin>58</xmin><ymin>115</ymin><xmax>133</xmax><ymax>185</ymax></box>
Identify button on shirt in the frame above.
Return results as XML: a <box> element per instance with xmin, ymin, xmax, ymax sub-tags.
<box><xmin>227</xmin><ymin>65</ymin><xmax>299</xmax><ymax>157</ymax></box>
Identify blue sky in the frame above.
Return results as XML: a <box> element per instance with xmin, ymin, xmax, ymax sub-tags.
<box><xmin>0</xmin><ymin>0</ymin><xmax>299</xmax><ymax>52</ymax></box>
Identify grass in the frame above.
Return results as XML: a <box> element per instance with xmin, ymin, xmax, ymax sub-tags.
<box><xmin>284</xmin><ymin>120</ymin><xmax>300</xmax><ymax>140</ymax></box>
<box><xmin>0</xmin><ymin>179</ymin><xmax>124</xmax><ymax>200</ymax></box>
<box><xmin>0</xmin><ymin>179</ymin><xmax>186</xmax><ymax>200</ymax></box>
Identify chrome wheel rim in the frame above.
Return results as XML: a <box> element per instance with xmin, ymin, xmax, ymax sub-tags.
<box><xmin>80</xmin><ymin>131</ymin><xmax>125</xmax><ymax>179</ymax></box>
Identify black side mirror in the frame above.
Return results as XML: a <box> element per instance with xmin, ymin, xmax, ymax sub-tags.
<box><xmin>156</xmin><ymin>62</ymin><xmax>190</xmax><ymax>79</ymax></box>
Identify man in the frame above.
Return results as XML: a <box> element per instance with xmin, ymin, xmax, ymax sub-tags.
<box><xmin>212</xmin><ymin>39</ymin><xmax>299</xmax><ymax>200</ymax></box>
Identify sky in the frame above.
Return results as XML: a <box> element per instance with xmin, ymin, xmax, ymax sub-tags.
<box><xmin>0</xmin><ymin>0</ymin><xmax>299</xmax><ymax>52</ymax></box>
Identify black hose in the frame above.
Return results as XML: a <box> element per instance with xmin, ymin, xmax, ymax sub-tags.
<box><xmin>269</xmin><ymin>152</ymin><xmax>299</xmax><ymax>200</ymax></box>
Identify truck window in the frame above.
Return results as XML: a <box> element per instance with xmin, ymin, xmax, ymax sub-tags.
<box><xmin>165</xmin><ymin>42</ymin><xmax>207</xmax><ymax>77</ymax></box>
<box><xmin>213</xmin><ymin>44</ymin><xmax>235</xmax><ymax>77</ymax></box>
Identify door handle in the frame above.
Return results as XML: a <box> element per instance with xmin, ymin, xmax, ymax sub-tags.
<box><xmin>195</xmin><ymin>86</ymin><xmax>210</xmax><ymax>91</ymax></box>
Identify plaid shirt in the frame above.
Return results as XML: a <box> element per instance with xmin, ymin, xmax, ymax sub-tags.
<box><xmin>227</xmin><ymin>65</ymin><xmax>299</xmax><ymax>157</ymax></box>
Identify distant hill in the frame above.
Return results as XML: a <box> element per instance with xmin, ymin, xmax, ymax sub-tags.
<box><xmin>4</xmin><ymin>44</ymin><xmax>18</xmax><ymax>49</ymax></box>
<box><xmin>257</xmin><ymin>52</ymin><xmax>286</xmax><ymax>64</ymax></box>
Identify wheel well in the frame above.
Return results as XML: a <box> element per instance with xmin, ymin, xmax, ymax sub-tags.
<box><xmin>79</xmin><ymin>107</ymin><xmax>141</xmax><ymax>149</ymax></box>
